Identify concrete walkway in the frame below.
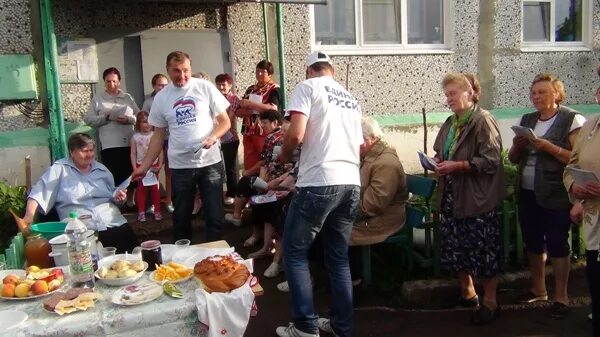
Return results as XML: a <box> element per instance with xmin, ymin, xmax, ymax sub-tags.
<box><xmin>128</xmin><ymin>208</ymin><xmax>593</xmax><ymax>337</ymax></box>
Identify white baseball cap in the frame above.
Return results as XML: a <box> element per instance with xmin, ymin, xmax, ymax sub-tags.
<box><xmin>306</xmin><ymin>51</ymin><xmax>331</xmax><ymax>67</ymax></box>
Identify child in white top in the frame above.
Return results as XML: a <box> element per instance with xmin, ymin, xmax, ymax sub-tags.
<box><xmin>131</xmin><ymin>111</ymin><xmax>164</xmax><ymax>222</ymax></box>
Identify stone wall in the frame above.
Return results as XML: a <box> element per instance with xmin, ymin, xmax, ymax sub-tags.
<box><xmin>0</xmin><ymin>0</ymin><xmax>37</xmax><ymax>131</ymax></box>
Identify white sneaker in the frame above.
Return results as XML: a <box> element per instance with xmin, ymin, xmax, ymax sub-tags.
<box><xmin>166</xmin><ymin>204</ymin><xmax>175</xmax><ymax>213</ymax></box>
<box><xmin>146</xmin><ymin>205</ymin><xmax>155</xmax><ymax>214</ymax></box>
<box><xmin>318</xmin><ymin>318</ymin><xmax>339</xmax><ymax>337</ymax></box>
<box><xmin>224</xmin><ymin>197</ymin><xmax>235</xmax><ymax>205</ymax></box>
<box><xmin>264</xmin><ymin>262</ymin><xmax>282</xmax><ymax>278</ymax></box>
<box><xmin>277</xmin><ymin>281</ymin><xmax>289</xmax><ymax>292</ymax></box>
<box><xmin>276</xmin><ymin>323</ymin><xmax>319</xmax><ymax>337</ymax></box>
<box><xmin>224</xmin><ymin>213</ymin><xmax>241</xmax><ymax>226</ymax></box>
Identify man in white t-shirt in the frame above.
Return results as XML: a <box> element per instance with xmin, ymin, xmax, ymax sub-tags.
<box><xmin>132</xmin><ymin>51</ymin><xmax>231</xmax><ymax>242</ymax></box>
<box><xmin>275</xmin><ymin>52</ymin><xmax>362</xmax><ymax>337</ymax></box>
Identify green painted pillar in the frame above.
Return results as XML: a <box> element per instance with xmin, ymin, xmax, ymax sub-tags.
<box><xmin>40</xmin><ymin>0</ymin><xmax>67</xmax><ymax>160</ymax></box>
<box><xmin>275</xmin><ymin>3</ymin><xmax>286</xmax><ymax>110</ymax></box>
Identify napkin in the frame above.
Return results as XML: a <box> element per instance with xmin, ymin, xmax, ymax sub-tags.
<box><xmin>195</xmin><ymin>256</ymin><xmax>255</xmax><ymax>337</ymax></box>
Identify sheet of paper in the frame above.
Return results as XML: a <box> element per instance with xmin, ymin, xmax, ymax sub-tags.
<box><xmin>510</xmin><ymin>125</ymin><xmax>537</xmax><ymax>140</ymax></box>
<box><xmin>565</xmin><ymin>166</ymin><xmax>600</xmax><ymax>186</ymax></box>
<box><xmin>248</xmin><ymin>94</ymin><xmax>262</xmax><ymax>115</ymax></box>
<box><xmin>142</xmin><ymin>171</ymin><xmax>159</xmax><ymax>186</ymax></box>
<box><xmin>417</xmin><ymin>151</ymin><xmax>437</xmax><ymax>171</ymax></box>
<box><xmin>115</xmin><ymin>176</ymin><xmax>132</xmax><ymax>191</ymax></box>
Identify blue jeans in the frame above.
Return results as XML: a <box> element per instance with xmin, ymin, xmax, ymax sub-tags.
<box><xmin>171</xmin><ymin>162</ymin><xmax>224</xmax><ymax>242</ymax></box>
<box><xmin>282</xmin><ymin>185</ymin><xmax>360</xmax><ymax>337</ymax></box>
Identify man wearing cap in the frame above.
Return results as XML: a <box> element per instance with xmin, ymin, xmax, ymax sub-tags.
<box><xmin>275</xmin><ymin>52</ymin><xmax>362</xmax><ymax>337</ymax></box>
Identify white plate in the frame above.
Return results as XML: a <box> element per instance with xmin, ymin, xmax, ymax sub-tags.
<box><xmin>111</xmin><ymin>283</ymin><xmax>163</xmax><ymax>305</ymax></box>
<box><xmin>160</xmin><ymin>244</ymin><xmax>176</xmax><ymax>263</ymax></box>
<box><xmin>95</xmin><ymin>261</ymin><xmax>148</xmax><ymax>286</ymax></box>
<box><xmin>0</xmin><ymin>269</ymin><xmax>66</xmax><ymax>301</ymax></box>
<box><xmin>0</xmin><ymin>310</ymin><xmax>27</xmax><ymax>333</ymax></box>
<box><xmin>148</xmin><ymin>270</ymin><xmax>193</xmax><ymax>284</ymax></box>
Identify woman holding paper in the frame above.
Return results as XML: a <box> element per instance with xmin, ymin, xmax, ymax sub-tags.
<box><xmin>84</xmin><ymin>67</ymin><xmax>139</xmax><ymax>188</ymax></box>
<box><xmin>508</xmin><ymin>73</ymin><xmax>585</xmax><ymax>319</ymax></box>
<box><xmin>21</xmin><ymin>133</ymin><xmax>139</xmax><ymax>253</ymax></box>
<box><xmin>433</xmin><ymin>73</ymin><xmax>505</xmax><ymax>325</ymax></box>
<box><xmin>235</xmin><ymin>60</ymin><xmax>280</xmax><ymax>171</ymax></box>
<box><xmin>564</xmin><ymin>87</ymin><xmax>600</xmax><ymax>335</ymax></box>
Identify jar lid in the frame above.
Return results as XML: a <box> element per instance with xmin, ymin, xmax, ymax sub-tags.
<box><xmin>141</xmin><ymin>240</ymin><xmax>161</xmax><ymax>249</ymax></box>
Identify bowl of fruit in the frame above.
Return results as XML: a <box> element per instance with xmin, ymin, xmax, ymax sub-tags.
<box><xmin>0</xmin><ymin>266</ymin><xmax>65</xmax><ymax>300</ymax></box>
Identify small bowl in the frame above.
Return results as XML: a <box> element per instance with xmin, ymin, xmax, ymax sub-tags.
<box><xmin>95</xmin><ymin>254</ymin><xmax>147</xmax><ymax>286</ymax></box>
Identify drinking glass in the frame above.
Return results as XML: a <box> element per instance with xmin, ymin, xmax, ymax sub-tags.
<box><xmin>100</xmin><ymin>246</ymin><xmax>117</xmax><ymax>258</ymax></box>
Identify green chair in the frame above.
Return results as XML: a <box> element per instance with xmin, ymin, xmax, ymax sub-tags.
<box><xmin>360</xmin><ymin>174</ymin><xmax>437</xmax><ymax>288</ymax></box>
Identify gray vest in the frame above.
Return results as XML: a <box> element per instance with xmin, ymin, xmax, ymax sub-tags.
<box><xmin>519</xmin><ymin>106</ymin><xmax>578</xmax><ymax>209</ymax></box>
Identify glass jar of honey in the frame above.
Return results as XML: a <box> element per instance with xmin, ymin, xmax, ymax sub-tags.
<box><xmin>25</xmin><ymin>234</ymin><xmax>53</xmax><ymax>268</ymax></box>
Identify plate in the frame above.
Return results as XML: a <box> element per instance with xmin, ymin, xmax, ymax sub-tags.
<box><xmin>0</xmin><ymin>310</ymin><xmax>27</xmax><ymax>333</ymax></box>
<box><xmin>0</xmin><ymin>270</ymin><xmax>66</xmax><ymax>301</ymax></box>
<box><xmin>95</xmin><ymin>261</ymin><xmax>148</xmax><ymax>286</ymax></box>
<box><xmin>111</xmin><ymin>283</ymin><xmax>163</xmax><ymax>306</ymax></box>
<box><xmin>148</xmin><ymin>270</ymin><xmax>193</xmax><ymax>284</ymax></box>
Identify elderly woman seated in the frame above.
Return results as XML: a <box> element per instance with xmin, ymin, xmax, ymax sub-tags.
<box><xmin>21</xmin><ymin>133</ymin><xmax>139</xmax><ymax>253</ymax></box>
<box><xmin>349</xmin><ymin>117</ymin><xmax>408</xmax><ymax>284</ymax></box>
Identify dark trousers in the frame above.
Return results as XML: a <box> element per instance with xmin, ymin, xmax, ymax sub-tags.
<box><xmin>98</xmin><ymin>223</ymin><xmax>139</xmax><ymax>254</ymax></box>
<box><xmin>221</xmin><ymin>141</ymin><xmax>239</xmax><ymax>198</ymax></box>
<box><xmin>101</xmin><ymin>147</ymin><xmax>133</xmax><ymax>186</ymax></box>
<box><xmin>171</xmin><ymin>163</ymin><xmax>224</xmax><ymax>242</ymax></box>
<box><xmin>587</xmin><ymin>250</ymin><xmax>600</xmax><ymax>337</ymax></box>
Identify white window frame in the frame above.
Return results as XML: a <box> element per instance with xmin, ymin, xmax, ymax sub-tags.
<box><xmin>521</xmin><ymin>0</ymin><xmax>593</xmax><ymax>52</ymax></box>
<box><xmin>310</xmin><ymin>0</ymin><xmax>454</xmax><ymax>56</ymax></box>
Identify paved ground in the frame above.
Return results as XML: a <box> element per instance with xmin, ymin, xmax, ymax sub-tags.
<box><xmin>127</xmin><ymin>206</ymin><xmax>593</xmax><ymax>337</ymax></box>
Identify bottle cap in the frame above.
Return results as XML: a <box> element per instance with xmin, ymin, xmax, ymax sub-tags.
<box><xmin>69</xmin><ymin>211</ymin><xmax>78</xmax><ymax>219</ymax></box>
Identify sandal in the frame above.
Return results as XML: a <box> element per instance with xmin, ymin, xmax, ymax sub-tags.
<box><xmin>548</xmin><ymin>301</ymin><xmax>570</xmax><ymax>319</ymax></box>
<box><xmin>243</xmin><ymin>236</ymin><xmax>259</xmax><ymax>247</ymax></box>
<box><xmin>470</xmin><ymin>304</ymin><xmax>500</xmax><ymax>326</ymax></box>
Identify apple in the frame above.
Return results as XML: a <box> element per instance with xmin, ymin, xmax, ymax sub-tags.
<box><xmin>42</xmin><ymin>268</ymin><xmax>64</xmax><ymax>283</ymax></box>
<box><xmin>30</xmin><ymin>280</ymin><xmax>49</xmax><ymax>295</ymax></box>
<box><xmin>14</xmin><ymin>283</ymin><xmax>31</xmax><ymax>298</ymax></box>
<box><xmin>27</xmin><ymin>265</ymin><xmax>40</xmax><ymax>273</ymax></box>
<box><xmin>2</xmin><ymin>274</ymin><xmax>19</xmax><ymax>285</ymax></box>
<box><xmin>47</xmin><ymin>279</ymin><xmax>62</xmax><ymax>292</ymax></box>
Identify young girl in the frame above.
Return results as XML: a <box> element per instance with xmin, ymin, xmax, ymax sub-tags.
<box><xmin>131</xmin><ymin>111</ymin><xmax>163</xmax><ymax>222</ymax></box>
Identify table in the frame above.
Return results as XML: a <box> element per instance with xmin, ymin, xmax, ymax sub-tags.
<box><xmin>0</xmin><ymin>240</ymin><xmax>261</xmax><ymax>337</ymax></box>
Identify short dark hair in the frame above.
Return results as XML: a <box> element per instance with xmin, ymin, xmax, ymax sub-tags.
<box><xmin>166</xmin><ymin>51</ymin><xmax>191</xmax><ymax>67</ymax></box>
<box><xmin>256</xmin><ymin>60</ymin><xmax>274</xmax><ymax>75</ymax></box>
<box><xmin>260</xmin><ymin>109</ymin><xmax>283</xmax><ymax>124</ymax></box>
<box><xmin>215</xmin><ymin>73</ymin><xmax>233</xmax><ymax>85</ymax></box>
<box><xmin>68</xmin><ymin>133</ymin><xmax>94</xmax><ymax>153</ymax></box>
<box><xmin>151</xmin><ymin>73</ymin><xmax>167</xmax><ymax>86</ymax></box>
<box><xmin>308</xmin><ymin>62</ymin><xmax>333</xmax><ymax>73</ymax></box>
<box><xmin>103</xmin><ymin>67</ymin><xmax>121</xmax><ymax>81</ymax></box>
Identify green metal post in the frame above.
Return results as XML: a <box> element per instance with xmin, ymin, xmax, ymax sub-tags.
<box><xmin>262</xmin><ymin>3</ymin><xmax>271</xmax><ymax>60</ymax></box>
<box><xmin>275</xmin><ymin>3</ymin><xmax>286</xmax><ymax>110</ymax></box>
<box><xmin>40</xmin><ymin>0</ymin><xmax>67</xmax><ymax>160</ymax></box>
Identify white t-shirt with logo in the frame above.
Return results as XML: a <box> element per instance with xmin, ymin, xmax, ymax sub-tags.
<box><xmin>286</xmin><ymin>76</ymin><xmax>362</xmax><ymax>187</ymax></box>
<box><xmin>149</xmin><ymin>78</ymin><xmax>230</xmax><ymax>169</ymax></box>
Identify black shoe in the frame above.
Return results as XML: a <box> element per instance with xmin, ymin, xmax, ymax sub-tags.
<box><xmin>548</xmin><ymin>301</ymin><xmax>570</xmax><ymax>319</ymax></box>
<box><xmin>470</xmin><ymin>304</ymin><xmax>499</xmax><ymax>326</ymax></box>
<box><xmin>450</xmin><ymin>295</ymin><xmax>480</xmax><ymax>308</ymax></box>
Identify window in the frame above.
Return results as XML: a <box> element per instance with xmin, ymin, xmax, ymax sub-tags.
<box><xmin>313</xmin><ymin>0</ymin><xmax>449</xmax><ymax>54</ymax></box>
<box><xmin>522</xmin><ymin>0</ymin><xmax>591</xmax><ymax>49</ymax></box>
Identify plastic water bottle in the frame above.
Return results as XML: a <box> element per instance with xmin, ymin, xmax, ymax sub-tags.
<box><xmin>65</xmin><ymin>212</ymin><xmax>95</xmax><ymax>288</ymax></box>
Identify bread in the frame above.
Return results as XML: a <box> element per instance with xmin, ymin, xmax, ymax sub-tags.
<box><xmin>194</xmin><ymin>255</ymin><xmax>250</xmax><ymax>293</ymax></box>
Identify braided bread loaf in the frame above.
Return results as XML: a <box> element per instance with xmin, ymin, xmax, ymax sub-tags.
<box><xmin>194</xmin><ymin>255</ymin><xmax>250</xmax><ymax>293</ymax></box>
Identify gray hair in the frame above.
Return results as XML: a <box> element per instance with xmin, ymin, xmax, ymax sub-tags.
<box><xmin>361</xmin><ymin>117</ymin><xmax>384</xmax><ymax>139</ymax></box>
<box><xmin>192</xmin><ymin>71</ymin><xmax>211</xmax><ymax>81</ymax></box>
<box><xmin>68</xmin><ymin>133</ymin><xmax>95</xmax><ymax>153</ymax></box>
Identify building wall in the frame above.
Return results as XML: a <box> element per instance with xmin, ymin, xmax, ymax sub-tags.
<box><xmin>492</xmin><ymin>0</ymin><xmax>600</xmax><ymax>109</ymax></box>
<box><xmin>0</xmin><ymin>0</ymin><xmax>37</xmax><ymax>132</ymax></box>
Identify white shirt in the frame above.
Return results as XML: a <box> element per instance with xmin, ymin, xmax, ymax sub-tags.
<box><xmin>149</xmin><ymin>78</ymin><xmax>230</xmax><ymax>169</ymax></box>
<box><xmin>520</xmin><ymin>113</ymin><xmax>586</xmax><ymax>190</ymax></box>
<box><xmin>132</xmin><ymin>132</ymin><xmax>156</xmax><ymax>165</ymax></box>
<box><xmin>286</xmin><ymin>76</ymin><xmax>362</xmax><ymax>187</ymax></box>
